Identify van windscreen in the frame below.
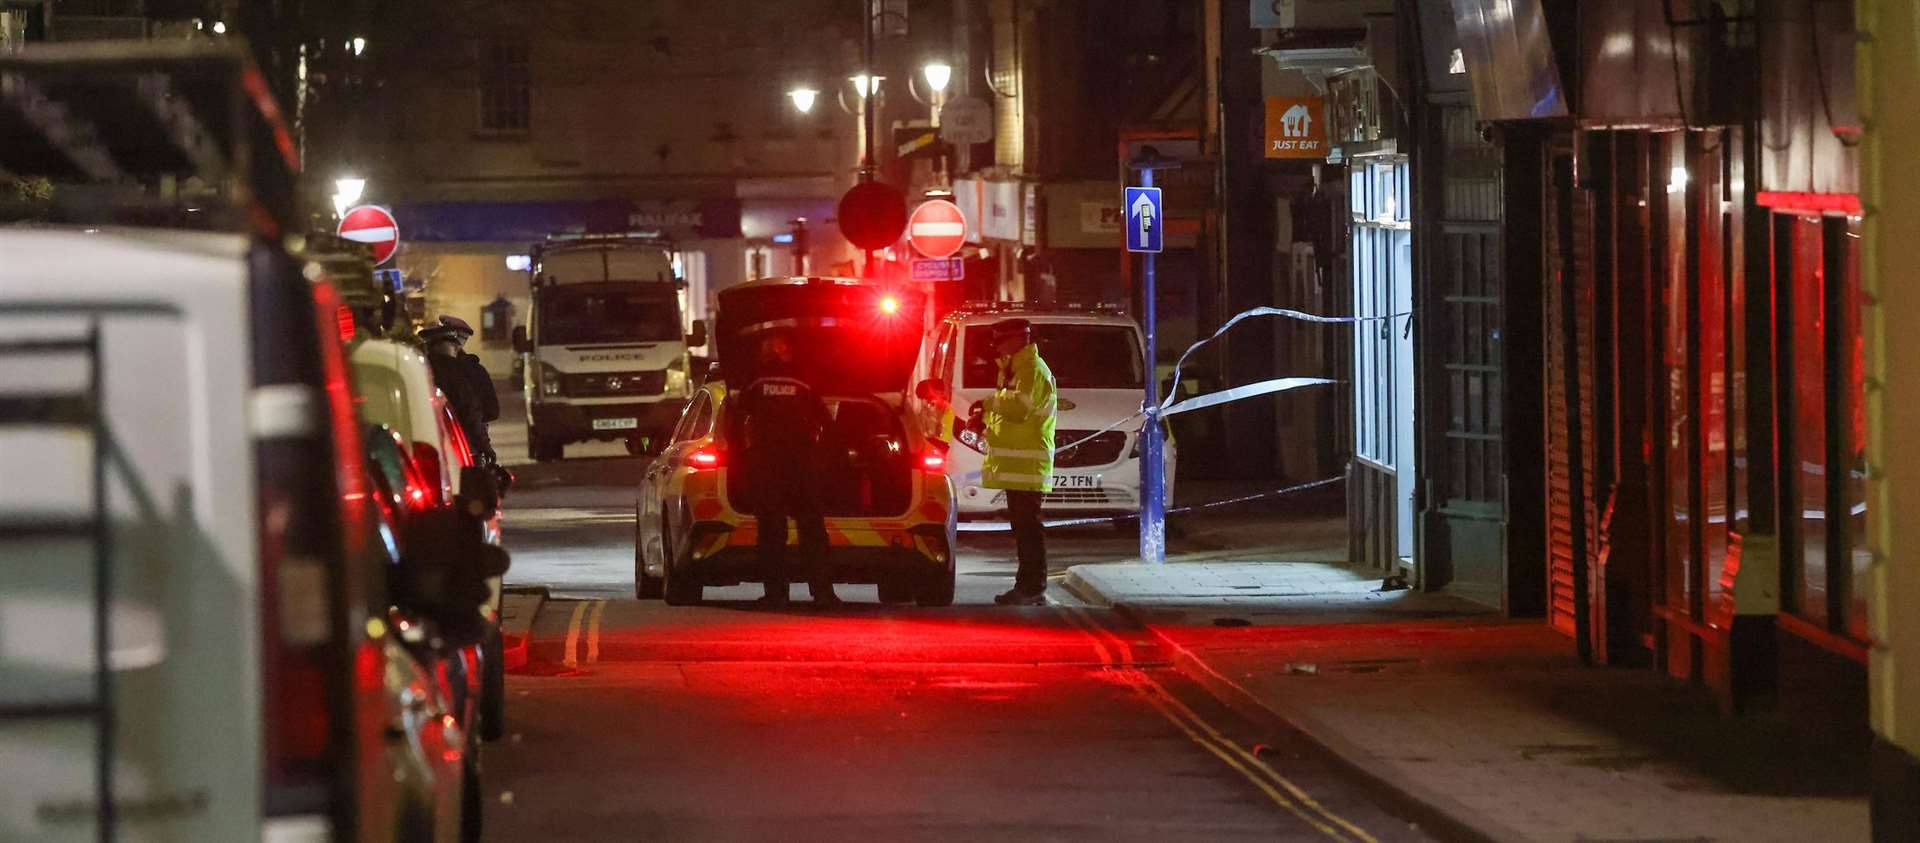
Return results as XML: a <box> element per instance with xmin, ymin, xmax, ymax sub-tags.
<box><xmin>538</xmin><ymin>288</ymin><xmax>681</xmax><ymax>346</ymax></box>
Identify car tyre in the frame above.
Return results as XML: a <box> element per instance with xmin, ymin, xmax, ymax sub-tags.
<box><xmin>876</xmin><ymin>579</ymin><xmax>915</xmax><ymax>604</ymax></box>
<box><xmin>635</xmin><ymin>514</ymin><xmax>665</xmax><ymax>599</ymax></box>
<box><xmin>916</xmin><ymin>549</ymin><xmax>957</xmax><ymax>608</ymax></box>
<box><xmin>663</xmin><ymin>561</ymin><xmax>701</xmax><ymax>605</ymax></box>
<box><xmin>460</xmin><ymin>755</ymin><xmax>483</xmax><ymax>843</ymax></box>
<box><xmin>479</xmin><ymin>625</ymin><xmax>505</xmax><ymax>742</ymax></box>
<box><xmin>661</xmin><ymin>522</ymin><xmax>702</xmax><ymax>606</ymax></box>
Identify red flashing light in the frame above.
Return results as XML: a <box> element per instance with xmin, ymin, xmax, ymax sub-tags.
<box><xmin>880</xmin><ymin>295</ymin><xmax>901</xmax><ymax>315</ymax></box>
<box><xmin>688</xmin><ymin>446</ymin><xmax>723</xmax><ymax>470</ymax></box>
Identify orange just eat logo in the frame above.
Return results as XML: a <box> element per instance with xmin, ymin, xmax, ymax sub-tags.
<box><xmin>1264</xmin><ymin>96</ymin><xmax>1326</xmax><ymax>159</ymax></box>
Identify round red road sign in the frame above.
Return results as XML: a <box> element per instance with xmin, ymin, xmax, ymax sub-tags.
<box><xmin>337</xmin><ymin>205</ymin><xmax>401</xmax><ymax>266</ymax></box>
<box><xmin>837</xmin><ymin>181</ymin><xmax>908</xmax><ymax>251</ymax></box>
<box><xmin>907</xmin><ymin>199</ymin><xmax>967</xmax><ymax>259</ymax></box>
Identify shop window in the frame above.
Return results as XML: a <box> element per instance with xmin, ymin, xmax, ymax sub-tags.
<box><xmin>1776</xmin><ymin>212</ymin><xmax>1870</xmax><ymax>641</ymax></box>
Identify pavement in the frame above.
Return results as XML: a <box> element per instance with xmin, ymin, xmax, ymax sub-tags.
<box><xmin>1064</xmin><ymin>556</ymin><xmax>1875</xmax><ymax>843</ymax></box>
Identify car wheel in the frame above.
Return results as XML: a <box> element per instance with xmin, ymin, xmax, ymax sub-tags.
<box><xmin>876</xmin><ymin>579</ymin><xmax>915</xmax><ymax>604</ymax></box>
<box><xmin>661</xmin><ymin>525</ymin><xmax>702</xmax><ymax>606</ymax></box>
<box><xmin>635</xmin><ymin>513</ymin><xmax>665</xmax><ymax>599</ymax></box>
<box><xmin>479</xmin><ymin>625</ymin><xmax>505</xmax><ymax>742</ymax></box>
<box><xmin>663</xmin><ymin>561</ymin><xmax>701</xmax><ymax>605</ymax></box>
<box><xmin>916</xmin><ymin>547</ymin><xmax>957</xmax><ymax>607</ymax></box>
<box><xmin>460</xmin><ymin>755</ymin><xmax>483</xmax><ymax>843</ymax></box>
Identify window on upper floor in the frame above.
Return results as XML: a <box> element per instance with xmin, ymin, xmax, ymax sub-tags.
<box><xmin>477</xmin><ymin>36</ymin><xmax>531</xmax><ymax>134</ymax></box>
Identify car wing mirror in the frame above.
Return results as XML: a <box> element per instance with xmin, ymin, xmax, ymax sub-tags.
<box><xmin>511</xmin><ymin>325</ymin><xmax>530</xmax><ymax>354</ymax></box>
<box><xmin>687</xmin><ymin>319</ymin><xmax>709</xmax><ymax>348</ymax></box>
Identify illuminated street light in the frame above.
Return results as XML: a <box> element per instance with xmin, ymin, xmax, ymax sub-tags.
<box><xmin>922</xmin><ymin>63</ymin><xmax>952</xmax><ymax>94</ymax></box>
<box><xmin>332</xmin><ymin>176</ymin><xmax>365</xmax><ymax>217</ymax></box>
<box><xmin>352</xmin><ymin>36</ymin><xmax>366</xmax><ymax>56</ymax></box>
<box><xmin>787</xmin><ymin>87</ymin><xmax>819</xmax><ymax>114</ymax></box>
<box><xmin>849</xmin><ymin>74</ymin><xmax>884</xmax><ymax>98</ymax></box>
<box><xmin>211</xmin><ymin>20</ymin><xmax>226</xmax><ymax>34</ymax></box>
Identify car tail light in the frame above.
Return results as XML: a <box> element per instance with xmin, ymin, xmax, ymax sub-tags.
<box><xmin>413</xmin><ymin>442</ymin><xmax>447</xmax><ymax>506</ymax></box>
<box><xmin>255</xmin><ymin>278</ymin><xmax>359</xmax><ymax>823</ymax></box>
<box><xmin>687</xmin><ymin>445</ymin><xmax>723</xmax><ymax>470</ymax></box>
<box><xmin>918</xmin><ymin>446</ymin><xmax>948</xmax><ymax>473</ymax></box>
<box><xmin>336</xmin><ymin>305</ymin><xmax>356</xmax><ymax>344</ymax></box>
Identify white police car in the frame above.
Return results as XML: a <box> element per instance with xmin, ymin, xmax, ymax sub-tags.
<box><xmin>907</xmin><ymin>304</ymin><xmax>1175</xmax><ymax>520</ymax></box>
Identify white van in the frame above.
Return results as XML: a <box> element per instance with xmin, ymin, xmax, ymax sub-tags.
<box><xmin>512</xmin><ymin>235</ymin><xmax>706</xmax><ymax>460</ymax></box>
<box><xmin>907</xmin><ymin>304</ymin><xmax>1176</xmax><ymax>520</ymax></box>
<box><xmin>0</xmin><ymin>44</ymin><xmax>474</xmax><ymax>843</ymax></box>
<box><xmin>0</xmin><ymin>228</ymin><xmax>437</xmax><ymax>841</ymax></box>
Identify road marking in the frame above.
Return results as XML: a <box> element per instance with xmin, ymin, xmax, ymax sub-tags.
<box><xmin>586</xmin><ymin>600</ymin><xmax>607</xmax><ymax>663</ymax></box>
<box><xmin>561</xmin><ymin>601</ymin><xmax>588</xmax><ymax>669</ymax></box>
<box><xmin>1048</xmin><ymin>599</ymin><xmax>1377</xmax><ymax>843</ymax></box>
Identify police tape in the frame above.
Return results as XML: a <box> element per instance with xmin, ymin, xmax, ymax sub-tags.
<box><xmin>1045</xmin><ymin>304</ymin><xmax>1409</xmax><ymax>458</ymax></box>
<box><xmin>953</xmin><ymin>475</ymin><xmax>1345</xmax><ymax>532</ymax></box>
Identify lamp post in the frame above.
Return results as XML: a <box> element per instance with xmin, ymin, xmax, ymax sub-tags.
<box><xmin>922</xmin><ymin>61</ymin><xmax>951</xmax><ymax>125</ymax></box>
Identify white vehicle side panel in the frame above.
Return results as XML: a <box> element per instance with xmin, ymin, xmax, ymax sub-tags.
<box><xmin>0</xmin><ymin>229</ymin><xmax>263</xmax><ymax>841</ymax></box>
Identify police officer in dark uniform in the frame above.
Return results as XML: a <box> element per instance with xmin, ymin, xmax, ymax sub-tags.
<box><xmin>421</xmin><ymin>315</ymin><xmax>499</xmax><ymax>465</ymax></box>
<box><xmin>725</xmin><ymin>331</ymin><xmax>840</xmax><ymax>607</ymax></box>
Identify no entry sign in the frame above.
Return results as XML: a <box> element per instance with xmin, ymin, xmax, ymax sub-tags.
<box><xmin>907</xmin><ymin>199</ymin><xmax>967</xmax><ymax>259</ymax></box>
<box><xmin>338</xmin><ymin>205</ymin><xmax>401</xmax><ymax>266</ymax></box>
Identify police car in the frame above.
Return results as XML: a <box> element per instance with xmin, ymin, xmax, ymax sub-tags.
<box><xmin>906</xmin><ymin>303</ymin><xmax>1175</xmax><ymax>520</ymax></box>
<box><xmin>633</xmin><ymin>277</ymin><xmax>958</xmax><ymax>605</ymax></box>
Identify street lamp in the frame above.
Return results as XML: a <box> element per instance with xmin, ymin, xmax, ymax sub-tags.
<box><xmin>849</xmin><ymin>73</ymin><xmax>883</xmax><ymax>98</ymax></box>
<box><xmin>922</xmin><ymin>63</ymin><xmax>951</xmax><ymax>94</ymax></box>
<box><xmin>332</xmin><ymin>176</ymin><xmax>365</xmax><ymax>217</ymax></box>
<box><xmin>787</xmin><ymin>87</ymin><xmax>819</xmax><ymax>114</ymax></box>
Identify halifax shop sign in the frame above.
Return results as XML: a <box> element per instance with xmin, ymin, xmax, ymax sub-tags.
<box><xmin>389</xmin><ymin>198</ymin><xmax>742</xmax><ymax>243</ymax></box>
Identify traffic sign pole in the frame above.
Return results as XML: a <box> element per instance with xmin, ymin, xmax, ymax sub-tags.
<box><xmin>1125</xmin><ymin>163</ymin><xmax>1170</xmax><ymax>565</ymax></box>
<box><xmin>1137</xmin><ymin>168</ymin><xmax>1166</xmax><ymax>565</ymax></box>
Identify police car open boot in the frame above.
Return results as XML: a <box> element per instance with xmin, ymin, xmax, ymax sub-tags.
<box><xmin>993</xmin><ymin>588</ymin><xmax>1046</xmax><ymax>606</ymax></box>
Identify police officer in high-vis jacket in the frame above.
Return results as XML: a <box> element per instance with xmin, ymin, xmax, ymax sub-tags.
<box><xmin>969</xmin><ymin>319</ymin><xmax>1058</xmax><ymax>606</ymax></box>
<box><xmin>726</xmin><ymin>331</ymin><xmax>841</xmax><ymax>608</ymax></box>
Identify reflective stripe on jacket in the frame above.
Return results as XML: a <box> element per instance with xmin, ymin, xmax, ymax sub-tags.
<box><xmin>982</xmin><ymin>343</ymin><xmax>1057</xmax><ymax>492</ymax></box>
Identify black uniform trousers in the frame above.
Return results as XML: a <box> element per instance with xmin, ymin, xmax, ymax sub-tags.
<box><xmin>746</xmin><ymin>454</ymin><xmax>831</xmax><ymax>597</ymax></box>
<box><xmin>1006</xmin><ymin>490</ymin><xmax>1047</xmax><ymax>594</ymax></box>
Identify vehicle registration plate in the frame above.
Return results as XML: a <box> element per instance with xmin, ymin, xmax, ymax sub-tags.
<box><xmin>1052</xmin><ymin>474</ymin><xmax>1101</xmax><ymax>489</ymax></box>
<box><xmin>593</xmin><ymin>417</ymin><xmax>639</xmax><ymax>431</ymax></box>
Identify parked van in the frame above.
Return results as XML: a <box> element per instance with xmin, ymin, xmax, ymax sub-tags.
<box><xmin>0</xmin><ymin>44</ymin><xmax>482</xmax><ymax>842</ymax></box>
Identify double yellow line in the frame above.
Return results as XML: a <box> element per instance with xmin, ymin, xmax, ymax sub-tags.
<box><xmin>560</xmin><ymin>599</ymin><xmax>607</xmax><ymax>669</ymax></box>
<box><xmin>1050</xmin><ymin>600</ymin><xmax>1378</xmax><ymax>843</ymax></box>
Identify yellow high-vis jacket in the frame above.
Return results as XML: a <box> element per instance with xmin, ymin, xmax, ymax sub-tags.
<box><xmin>982</xmin><ymin>343</ymin><xmax>1057</xmax><ymax>492</ymax></box>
